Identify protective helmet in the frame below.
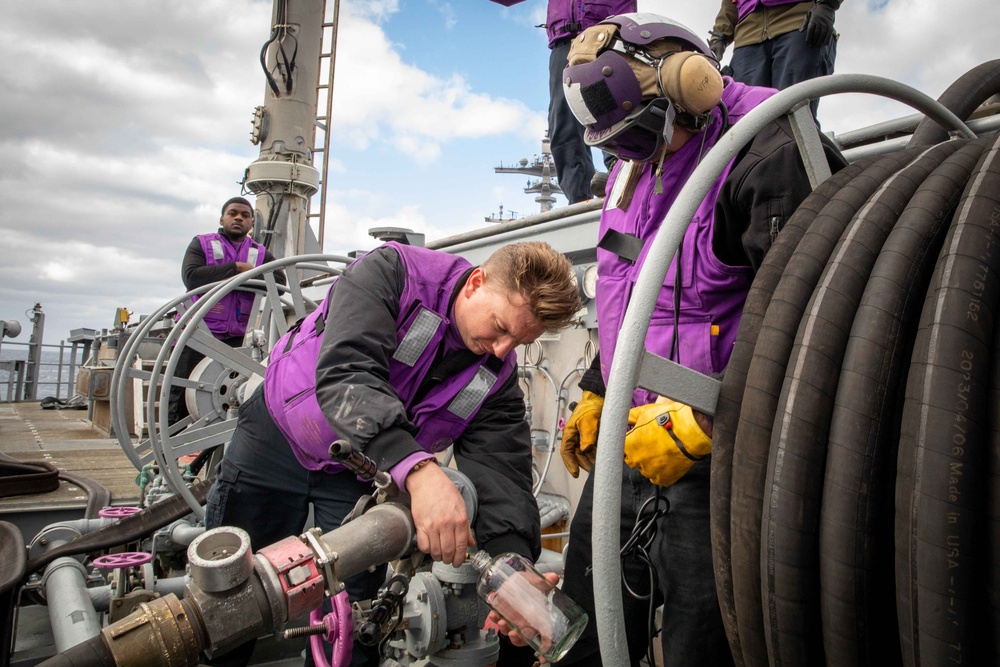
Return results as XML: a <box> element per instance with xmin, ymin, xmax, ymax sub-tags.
<box><xmin>562</xmin><ymin>13</ymin><xmax>724</xmax><ymax>161</ymax></box>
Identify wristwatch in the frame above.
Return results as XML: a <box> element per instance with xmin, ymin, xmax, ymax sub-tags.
<box><xmin>410</xmin><ymin>458</ymin><xmax>438</xmax><ymax>473</ymax></box>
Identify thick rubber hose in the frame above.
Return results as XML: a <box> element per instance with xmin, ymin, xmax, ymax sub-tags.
<box><xmin>989</xmin><ymin>296</ymin><xmax>1000</xmax><ymax>664</ymax></box>
<box><xmin>729</xmin><ymin>148</ymin><xmax>922</xmax><ymax>667</ymax></box>
<box><xmin>58</xmin><ymin>472</ymin><xmax>112</xmax><ymax>520</ymax></box>
<box><xmin>711</xmin><ymin>158</ymin><xmax>873</xmax><ymax>667</ymax></box>
<box><xmin>0</xmin><ymin>452</ymin><xmax>111</xmax><ymax>518</ymax></box>
<box><xmin>0</xmin><ymin>452</ymin><xmax>59</xmax><ymax>497</ymax></box>
<box><xmin>1</xmin><ymin>522</ymin><xmax>26</xmax><ymax>667</ymax></box>
<box><xmin>821</xmin><ymin>138</ymin><xmax>988</xmax><ymax>667</ymax></box>
<box><xmin>908</xmin><ymin>60</ymin><xmax>1000</xmax><ymax>148</ymax></box>
<box><xmin>31</xmin><ymin>634</ymin><xmax>116</xmax><ymax>667</ymax></box>
<box><xmin>895</xmin><ymin>131</ymin><xmax>1000</xmax><ymax>666</ymax></box>
<box><xmin>761</xmin><ymin>140</ymin><xmax>963</xmax><ymax>667</ymax></box>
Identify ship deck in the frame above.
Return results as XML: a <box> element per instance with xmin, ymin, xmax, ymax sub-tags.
<box><xmin>0</xmin><ymin>401</ymin><xmax>140</xmax><ymax>541</ymax></box>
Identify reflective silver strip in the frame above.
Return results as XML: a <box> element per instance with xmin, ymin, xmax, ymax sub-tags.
<box><xmin>448</xmin><ymin>366</ymin><xmax>498</xmax><ymax>420</ymax></box>
<box><xmin>209</xmin><ymin>239</ymin><xmax>225</xmax><ymax>261</ymax></box>
<box><xmin>392</xmin><ymin>308</ymin><xmax>442</xmax><ymax>367</ymax></box>
<box><xmin>246</xmin><ymin>246</ymin><xmax>260</xmax><ymax>266</ymax></box>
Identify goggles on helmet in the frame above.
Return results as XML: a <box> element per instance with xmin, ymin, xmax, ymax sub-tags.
<box><xmin>562</xmin><ymin>13</ymin><xmax>722</xmax><ymax>161</ymax></box>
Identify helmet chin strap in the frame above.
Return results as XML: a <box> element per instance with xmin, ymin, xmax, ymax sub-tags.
<box><xmin>651</xmin><ymin>97</ymin><xmax>729</xmax><ymax>195</ymax></box>
<box><xmin>716</xmin><ymin>99</ymin><xmax>731</xmax><ymax>136</ymax></box>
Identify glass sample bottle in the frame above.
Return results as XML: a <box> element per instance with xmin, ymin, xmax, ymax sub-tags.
<box><xmin>468</xmin><ymin>550</ymin><xmax>588</xmax><ymax>662</ymax></box>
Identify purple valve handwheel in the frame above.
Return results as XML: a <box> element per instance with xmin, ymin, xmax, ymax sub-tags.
<box><xmin>93</xmin><ymin>552</ymin><xmax>154</xmax><ymax>569</ymax></box>
<box><xmin>98</xmin><ymin>506</ymin><xmax>142</xmax><ymax>519</ymax></box>
<box><xmin>309</xmin><ymin>591</ymin><xmax>353</xmax><ymax>667</ymax></box>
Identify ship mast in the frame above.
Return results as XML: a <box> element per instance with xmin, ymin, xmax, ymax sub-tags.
<box><xmin>245</xmin><ymin>0</ymin><xmax>337</xmax><ymax>259</ymax></box>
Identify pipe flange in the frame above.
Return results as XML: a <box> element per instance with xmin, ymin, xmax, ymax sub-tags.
<box><xmin>39</xmin><ymin>557</ymin><xmax>89</xmax><ymax>594</ymax></box>
<box><xmin>28</xmin><ymin>525</ymin><xmax>82</xmax><ymax>562</ymax></box>
<box><xmin>400</xmin><ymin>571</ymin><xmax>447</xmax><ymax>657</ymax></box>
<box><xmin>303</xmin><ymin>527</ymin><xmax>341</xmax><ymax>596</ymax></box>
<box><xmin>187</xmin><ymin>527</ymin><xmax>253</xmax><ymax>593</ymax></box>
<box><xmin>256</xmin><ymin>535</ymin><xmax>325</xmax><ymax>624</ymax></box>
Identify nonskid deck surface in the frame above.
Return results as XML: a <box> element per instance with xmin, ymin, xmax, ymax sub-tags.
<box><xmin>0</xmin><ymin>401</ymin><xmax>140</xmax><ymax>513</ymax></box>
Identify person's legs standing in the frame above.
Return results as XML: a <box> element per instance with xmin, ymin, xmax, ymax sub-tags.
<box><xmin>203</xmin><ymin>386</ymin><xmax>313</xmax><ymax>666</ymax></box>
<box><xmin>769</xmin><ymin>28</ymin><xmax>837</xmax><ymax>116</ymax></box>
<box><xmin>167</xmin><ymin>346</ymin><xmax>204</xmax><ymax>426</ymax></box>
<box><xmin>168</xmin><ymin>335</ymin><xmax>242</xmax><ymax>426</ymax></box>
<box><xmin>559</xmin><ymin>466</ymin><xmax>660</xmax><ymax>666</ymax></box>
<box><xmin>549</xmin><ymin>40</ymin><xmax>596</xmax><ymax>205</ymax></box>
<box><xmin>729</xmin><ymin>40</ymin><xmax>775</xmax><ymax>88</ymax></box>
<box><xmin>653</xmin><ymin>460</ymin><xmax>733</xmax><ymax>667</ymax></box>
<box><xmin>309</xmin><ymin>472</ymin><xmax>385</xmax><ymax>667</ymax></box>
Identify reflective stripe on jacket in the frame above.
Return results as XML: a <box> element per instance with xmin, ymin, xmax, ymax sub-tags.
<box><xmin>193</xmin><ymin>233</ymin><xmax>266</xmax><ymax>339</ymax></box>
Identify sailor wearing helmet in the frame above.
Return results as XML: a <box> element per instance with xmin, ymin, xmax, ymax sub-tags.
<box><xmin>548</xmin><ymin>13</ymin><xmax>847</xmax><ymax>667</ymax></box>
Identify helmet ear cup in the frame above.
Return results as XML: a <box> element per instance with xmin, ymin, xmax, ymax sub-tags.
<box><xmin>659</xmin><ymin>52</ymin><xmax>723</xmax><ymax>115</ymax></box>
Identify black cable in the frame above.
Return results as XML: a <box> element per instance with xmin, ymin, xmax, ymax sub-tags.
<box><xmin>278</xmin><ymin>34</ymin><xmax>299</xmax><ymax>94</ymax></box>
<box><xmin>259</xmin><ymin>0</ymin><xmax>291</xmax><ymax>97</ymax></box>
<box><xmin>717</xmin><ymin>100</ymin><xmax>731</xmax><ymax>136</ymax></box>
<box><xmin>670</xmin><ymin>243</ymin><xmax>682</xmax><ymax>364</ymax></box>
<box><xmin>188</xmin><ymin>446</ymin><xmax>218</xmax><ymax>477</ymax></box>
<box><xmin>358</xmin><ymin>574</ymin><xmax>409</xmax><ymax>646</ymax></box>
<box><xmin>259</xmin><ymin>28</ymin><xmax>281</xmax><ymax>96</ymax></box>
<box><xmin>619</xmin><ymin>489</ymin><xmax>669</xmax><ymax>666</ymax></box>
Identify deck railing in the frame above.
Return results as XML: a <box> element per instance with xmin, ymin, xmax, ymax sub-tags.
<box><xmin>0</xmin><ymin>339</ymin><xmax>92</xmax><ymax>403</ymax></box>
<box><xmin>0</xmin><ymin>306</ymin><xmax>95</xmax><ymax>404</ymax></box>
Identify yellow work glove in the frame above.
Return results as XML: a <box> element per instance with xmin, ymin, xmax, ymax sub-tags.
<box><xmin>561</xmin><ymin>391</ymin><xmax>604</xmax><ymax>477</ymax></box>
<box><xmin>623</xmin><ymin>401</ymin><xmax>711</xmax><ymax>487</ymax></box>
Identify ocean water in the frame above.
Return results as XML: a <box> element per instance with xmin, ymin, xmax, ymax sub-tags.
<box><xmin>0</xmin><ymin>343</ymin><xmax>90</xmax><ymax>401</ymax></box>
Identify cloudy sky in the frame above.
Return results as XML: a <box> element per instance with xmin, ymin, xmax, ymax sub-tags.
<box><xmin>1</xmin><ymin>0</ymin><xmax>997</xmax><ymax>344</ymax></box>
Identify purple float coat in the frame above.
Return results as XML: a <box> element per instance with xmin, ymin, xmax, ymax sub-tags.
<box><xmin>595</xmin><ymin>80</ymin><xmax>775</xmax><ymax>406</ymax></box>
<box><xmin>544</xmin><ymin>0</ymin><xmax>636</xmax><ymax>46</ymax></box>
<box><xmin>263</xmin><ymin>242</ymin><xmax>517</xmax><ymax>480</ymax></box>
<box><xmin>491</xmin><ymin>0</ymin><xmax>636</xmax><ymax>47</ymax></box>
<box><xmin>735</xmin><ymin>0</ymin><xmax>802</xmax><ymax>23</ymax></box>
<box><xmin>192</xmin><ymin>233</ymin><xmax>266</xmax><ymax>339</ymax></box>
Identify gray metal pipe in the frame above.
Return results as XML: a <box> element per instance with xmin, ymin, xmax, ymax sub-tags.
<box><xmin>317</xmin><ymin>502</ymin><xmax>415</xmax><ymax>583</ymax></box>
<box><xmin>169</xmin><ymin>520</ymin><xmax>205</xmax><ymax>547</ymax></box>
<box><xmin>42</xmin><ymin>558</ymin><xmax>102</xmax><ymax>651</ymax></box>
<box><xmin>154</xmin><ymin>574</ymin><xmax>190</xmax><ymax>600</ymax></box>
<box><xmin>86</xmin><ymin>584</ymin><xmax>112</xmax><ymax>612</ymax></box>
<box><xmin>427</xmin><ymin>199</ymin><xmax>602</xmax><ymax>251</ymax></box>
<box><xmin>85</xmin><ymin>575</ymin><xmax>189</xmax><ymax>612</ymax></box>
<box><xmin>41</xmin><ymin>518</ymin><xmax>115</xmax><ymax>535</ymax></box>
<box><xmin>829</xmin><ymin>112</ymin><xmax>922</xmax><ymax>149</ymax></box>
<box><xmin>841</xmin><ymin>114</ymin><xmax>1000</xmax><ymax>163</ymax></box>
<box><xmin>591</xmin><ymin>73</ymin><xmax>974</xmax><ymax>667</ymax></box>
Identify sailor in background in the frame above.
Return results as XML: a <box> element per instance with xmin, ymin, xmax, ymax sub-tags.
<box><xmin>708</xmin><ymin>0</ymin><xmax>840</xmax><ymax>117</ymax></box>
<box><xmin>169</xmin><ymin>197</ymin><xmax>283</xmax><ymax>426</ymax></box>
<box><xmin>205</xmin><ymin>240</ymin><xmax>582</xmax><ymax>666</ymax></box>
<box><xmin>553</xmin><ymin>13</ymin><xmax>846</xmax><ymax>666</ymax></box>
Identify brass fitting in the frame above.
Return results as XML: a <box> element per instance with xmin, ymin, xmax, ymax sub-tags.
<box><xmin>100</xmin><ymin>595</ymin><xmax>202</xmax><ymax>667</ymax></box>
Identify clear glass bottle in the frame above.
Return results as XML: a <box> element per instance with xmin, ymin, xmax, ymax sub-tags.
<box><xmin>469</xmin><ymin>550</ymin><xmax>588</xmax><ymax>662</ymax></box>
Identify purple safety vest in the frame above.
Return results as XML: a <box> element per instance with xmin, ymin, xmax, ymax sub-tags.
<box><xmin>735</xmin><ymin>0</ymin><xmax>803</xmax><ymax>23</ymax></box>
<box><xmin>544</xmin><ymin>0</ymin><xmax>637</xmax><ymax>47</ymax></box>
<box><xmin>263</xmin><ymin>242</ymin><xmax>517</xmax><ymax>473</ymax></box>
<box><xmin>596</xmin><ymin>80</ymin><xmax>776</xmax><ymax>407</ymax></box>
<box><xmin>193</xmin><ymin>233</ymin><xmax>267</xmax><ymax>339</ymax></box>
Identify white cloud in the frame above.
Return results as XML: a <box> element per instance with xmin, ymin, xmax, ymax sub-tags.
<box><xmin>328</xmin><ymin>16</ymin><xmax>544</xmax><ymax>157</ymax></box>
